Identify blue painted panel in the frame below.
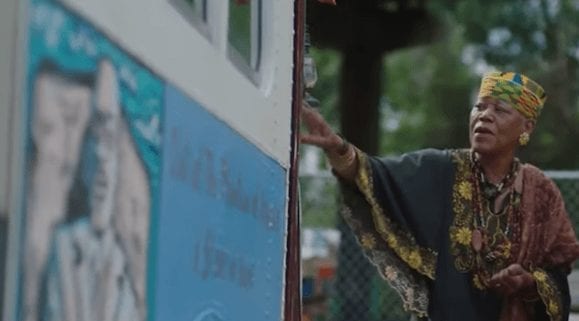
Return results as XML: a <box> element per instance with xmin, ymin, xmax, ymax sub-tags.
<box><xmin>154</xmin><ymin>85</ymin><xmax>287</xmax><ymax>321</ymax></box>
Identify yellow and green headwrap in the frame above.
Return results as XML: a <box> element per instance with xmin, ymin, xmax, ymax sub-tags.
<box><xmin>478</xmin><ymin>71</ymin><xmax>547</xmax><ymax>120</ymax></box>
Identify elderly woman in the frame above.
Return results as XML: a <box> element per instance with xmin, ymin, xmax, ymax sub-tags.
<box><xmin>301</xmin><ymin>72</ymin><xmax>579</xmax><ymax>321</ymax></box>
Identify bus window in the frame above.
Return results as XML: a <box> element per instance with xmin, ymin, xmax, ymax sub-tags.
<box><xmin>184</xmin><ymin>0</ymin><xmax>207</xmax><ymax>21</ymax></box>
<box><xmin>173</xmin><ymin>0</ymin><xmax>209</xmax><ymax>36</ymax></box>
<box><xmin>228</xmin><ymin>0</ymin><xmax>262</xmax><ymax>77</ymax></box>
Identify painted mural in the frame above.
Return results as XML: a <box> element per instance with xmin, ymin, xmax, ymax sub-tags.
<box><xmin>18</xmin><ymin>1</ymin><xmax>289</xmax><ymax>321</ymax></box>
<box><xmin>21</xmin><ymin>1</ymin><xmax>162</xmax><ymax>321</ymax></box>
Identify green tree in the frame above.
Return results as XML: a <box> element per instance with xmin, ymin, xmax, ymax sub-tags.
<box><xmin>446</xmin><ymin>0</ymin><xmax>579</xmax><ymax>168</ymax></box>
<box><xmin>302</xmin><ymin>1</ymin><xmax>579</xmax><ymax>320</ymax></box>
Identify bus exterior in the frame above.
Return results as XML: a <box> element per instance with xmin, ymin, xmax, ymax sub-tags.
<box><xmin>0</xmin><ymin>0</ymin><xmax>304</xmax><ymax>320</ymax></box>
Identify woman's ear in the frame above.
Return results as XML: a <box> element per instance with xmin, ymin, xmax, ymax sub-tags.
<box><xmin>524</xmin><ymin>119</ymin><xmax>536</xmax><ymax>135</ymax></box>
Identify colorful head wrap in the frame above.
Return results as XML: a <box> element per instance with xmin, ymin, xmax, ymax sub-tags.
<box><xmin>477</xmin><ymin>71</ymin><xmax>547</xmax><ymax>120</ymax></box>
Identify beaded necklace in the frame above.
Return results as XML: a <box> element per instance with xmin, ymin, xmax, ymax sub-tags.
<box><xmin>468</xmin><ymin>152</ymin><xmax>521</xmax><ymax>287</ymax></box>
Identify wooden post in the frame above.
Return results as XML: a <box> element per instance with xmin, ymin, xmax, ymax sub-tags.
<box><xmin>285</xmin><ymin>0</ymin><xmax>305</xmax><ymax>320</ymax></box>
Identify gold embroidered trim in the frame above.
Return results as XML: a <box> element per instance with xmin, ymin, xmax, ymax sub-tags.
<box><xmin>341</xmin><ymin>206</ymin><xmax>430</xmax><ymax>317</ymax></box>
<box><xmin>533</xmin><ymin>269</ymin><xmax>562</xmax><ymax>321</ymax></box>
<box><xmin>450</xmin><ymin>150</ymin><xmax>477</xmax><ymax>273</ymax></box>
<box><xmin>449</xmin><ymin>149</ymin><xmax>517</xmax><ymax>290</ymax></box>
<box><xmin>354</xmin><ymin>149</ymin><xmax>437</xmax><ymax>279</ymax></box>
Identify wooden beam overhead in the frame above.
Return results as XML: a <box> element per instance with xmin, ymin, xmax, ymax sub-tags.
<box><xmin>308</xmin><ymin>0</ymin><xmax>439</xmax><ymax>53</ymax></box>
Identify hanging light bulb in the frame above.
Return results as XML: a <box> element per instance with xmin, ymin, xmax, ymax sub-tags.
<box><xmin>303</xmin><ymin>26</ymin><xmax>318</xmax><ymax>89</ymax></box>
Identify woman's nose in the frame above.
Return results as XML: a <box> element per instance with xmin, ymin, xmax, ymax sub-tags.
<box><xmin>479</xmin><ymin>107</ymin><xmax>495</xmax><ymax>122</ymax></box>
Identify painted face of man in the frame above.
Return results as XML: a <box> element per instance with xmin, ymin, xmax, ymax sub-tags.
<box><xmin>32</xmin><ymin>70</ymin><xmax>92</xmax><ymax>181</ymax></box>
<box><xmin>113</xmin><ymin>127</ymin><xmax>151</xmax><ymax>314</ymax></box>
<box><xmin>90</xmin><ymin>60</ymin><xmax>120</xmax><ymax>233</ymax></box>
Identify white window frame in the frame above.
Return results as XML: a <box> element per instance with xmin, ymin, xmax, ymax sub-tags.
<box><xmin>171</xmin><ymin>0</ymin><xmax>211</xmax><ymax>40</ymax></box>
<box><xmin>227</xmin><ymin>0</ymin><xmax>263</xmax><ymax>84</ymax></box>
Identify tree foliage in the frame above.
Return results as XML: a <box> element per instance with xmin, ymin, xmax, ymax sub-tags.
<box><xmin>447</xmin><ymin>0</ymin><xmax>579</xmax><ymax>168</ymax></box>
<box><xmin>302</xmin><ymin>2</ymin><xmax>579</xmax><ymax>320</ymax></box>
<box><xmin>308</xmin><ymin>0</ymin><xmax>579</xmax><ymax>169</ymax></box>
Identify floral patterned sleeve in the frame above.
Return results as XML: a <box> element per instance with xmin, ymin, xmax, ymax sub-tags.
<box><xmin>337</xmin><ymin>148</ymin><xmax>455</xmax><ymax>317</ymax></box>
<box><xmin>528</xmin><ymin>267</ymin><xmax>571</xmax><ymax>321</ymax></box>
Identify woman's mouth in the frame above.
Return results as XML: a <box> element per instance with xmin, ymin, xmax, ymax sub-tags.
<box><xmin>474</xmin><ymin>126</ymin><xmax>494</xmax><ymax>136</ymax></box>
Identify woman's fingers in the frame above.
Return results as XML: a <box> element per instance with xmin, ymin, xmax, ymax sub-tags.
<box><xmin>491</xmin><ymin>264</ymin><xmax>522</xmax><ymax>281</ymax></box>
<box><xmin>490</xmin><ymin>267</ymin><xmax>511</xmax><ymax>289</ymax></box>
<box><xmin>506</xmin><ymin>264</ymin><xmax>525</xmax><ymax>276</ymax></box>
<box><xmin>489</xmin><ymin>264</ymin><xmax>534</xmax><ymax>296</ymax></box>
<box><xmin>300</xmin><ymin>102</ymin><xmax>339</xmax><ymax>150</ymax></box>
<box><xmin>300</xmin><ymin>133</ymin><xmax>333</xmax><ymax>149</ymax></box>
<box><xmin>301</xmin><ymin>104</ymin><xmax>331</xmax><ymax>133</ymax></box>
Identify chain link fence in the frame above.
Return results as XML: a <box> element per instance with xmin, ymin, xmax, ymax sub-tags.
<box><xmin>547</xmin><ymin>171</ymin><xmax>579</xmax><ymax>235</ymax></box>
<box><xmin>300</xmin><ymin>171</ymin><xmax>579</xmax><ymax>321</ymax></box>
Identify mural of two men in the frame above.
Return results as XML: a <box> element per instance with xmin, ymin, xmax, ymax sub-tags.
<box><xmin>23</xmin><ymin>58</ymin><xmax>153</xmax><ymax>321</ymax></box>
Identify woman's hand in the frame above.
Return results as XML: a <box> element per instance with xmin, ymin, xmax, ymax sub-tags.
<box><xmin>489</xmin><ymin>264</ymin><xmax>536</xmax><ymax>297</ymax></box>
<box><xmin>300</xmin><ymin>102</ymin><xmax>358</xmax><ymax>180</ymax></box>
<box><xmin>300</xmin><ymin>102</ymin><xmax>346</xmax><ymax>155</ymax></box>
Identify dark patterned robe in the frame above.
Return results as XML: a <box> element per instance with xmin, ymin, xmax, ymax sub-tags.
<box><xmin>339</xmin><ymin>148</ymin><xmax>579</xmax><ymax>321</ymax></box>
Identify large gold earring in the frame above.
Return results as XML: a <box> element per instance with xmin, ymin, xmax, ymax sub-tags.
<box><xmin>519</xmin><ymin>132</ymin><xmax>530</xmax><ymax>146</ymax></box>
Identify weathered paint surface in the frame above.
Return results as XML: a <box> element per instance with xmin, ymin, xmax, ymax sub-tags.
<box><xmin>18</xmin><ymin>1</ymin><xmax>162</xmax><ymax>321</ymax></box>
<box><xmin>11</xmin><ymin>1</ymin><xmax>290</xmax><ymax>321</ymax></box>
<box><xmin>59</xmin><ymin>0</ymin><xmax>294</xmax><ymax>167</ymax></box>
<box><xmin>154</xmin><ymin>85</ymin><xmax>287</xmax><ymax>321</ymax></box>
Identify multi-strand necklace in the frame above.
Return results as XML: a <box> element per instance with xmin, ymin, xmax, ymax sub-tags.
<box><xmin>469</xmin><ymin>153</ymin><xmax>521</xmax><ymax>287</ymax></box>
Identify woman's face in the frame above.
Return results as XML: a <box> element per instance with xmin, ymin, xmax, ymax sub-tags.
<box><xmin>469</xmin><ymin>96</ymin><xmax>533</xmax><ymax>156</ymax></box>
